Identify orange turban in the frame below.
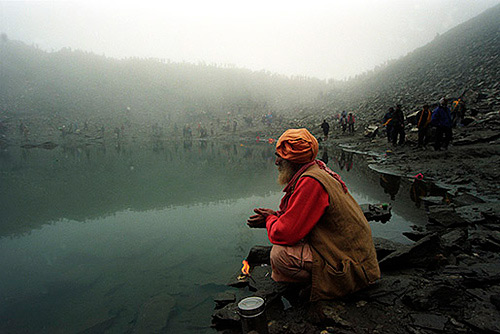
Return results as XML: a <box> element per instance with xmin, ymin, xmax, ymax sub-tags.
<box><xmin>276</xmin><ymin>128</ymin><xmax>319</xmax><ymax>164</ymax></box>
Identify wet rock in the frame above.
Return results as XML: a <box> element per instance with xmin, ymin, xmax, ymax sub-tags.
<box><xmin>379</xmin><ymin>234</ymin><xmax>441</xmax><ymax>269</ymax></box>
<box><xmin>468</xmin><ymin>230</ymin><xmax>500</xmax><ymax>252</ymax></box>
<box><xmin>402</xmin><ymin>283</ymin><xmax>463</xmax><ymax>311</ymax></box>
<box><xmin>372</xmin><ymin>237</ymin><xmax>404</xmax><ymax>261</ymax></box>
<box><xmin>403</xmin><ymin>230</ymin><xmax>431</xmax><ymax>242</ymax></box>
<box><xmin>212</xmin><ymin>302</ymin><xmax>240</xmax><ymax>328</ymax></box>
<box><xmin>227</xmin><ymin>266</ymin><xmax>252</xmax><ymax>288</ymax></box>
<box><xmin>451</xmin><ymin>193</ymin><xmax>485</xmax><ymax>206</ymax></box>
<box><xmin>440</xmin><ymin>228</ymin><xmax>468</xmax><ymax>252</ymax></box>
<box><xmin>421</xmin><ymin>196</ymin><xmax>446</xmax><ymax>206</ymax></box>
<box><xmin>455</xmin><ymin>205</ymin><xmax>487</xmax><ymax>224</ymax></box>
<box><xmin>490</xmin><ymin>294</ymin><xmax>500</xmax><ymax>310</ymax></box>
<box><xmin>409</xmin><ymin>313</ymin><xmax>449</xmax><ymax>331</ymax></box>
<box><xmin>360</xmin><ymin>275</ymin><xmax>415</xmax><ymax>306</ymax></box>
<box><xmin>428</xmin><ymin>206</ymin><xmax>468</xmax><ymax>227</ymax></box>
<box><xmin>214</xmin><ymin>291</ymin><xmax>236</xmax><ymax>309</ymax></box>
<box><xmin>133</xmin><ymin>293</ymin><xmax>175</xmax><ymax>334</ymax></box>
<box><xmin>463</xmin><ymin>302</ymin><xmax>500</xmax><ymax>333</ymax></box>
<box><xmin>310</xmin><ymin>303</ymin><xmax>351</xmax><ymax>328</ymax></box>
<box><xmin>360</xmin><ymin>203</ymin><xmax>392</xmax><ymax>223</ymax></box>
<box><xmin>462</xmin><ymin>263</ymin><xmax>500</xmax><ymax>288</ymax></box>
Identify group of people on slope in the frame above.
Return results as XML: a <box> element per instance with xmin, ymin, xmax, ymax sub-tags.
<box><xmin>321</xmin><ymin>111</ymin><xmax>356</xmax><ymax>141</ymax></box>
<box><xmin>384</xmin><ymin>97</ymin><xmax>455</xmax><ymax>151</ymax></box>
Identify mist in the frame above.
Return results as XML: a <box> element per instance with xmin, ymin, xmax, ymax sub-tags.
<box><xmin>1</xmin><ymin>0</ymin><xmax>499</xmax><ymax>80</ymax></box>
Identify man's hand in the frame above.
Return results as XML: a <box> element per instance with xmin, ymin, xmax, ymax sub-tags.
<box><xmin>247</xmin><ymin>208</ymin><xmax>277</xmax><ymax>228</ymax></box>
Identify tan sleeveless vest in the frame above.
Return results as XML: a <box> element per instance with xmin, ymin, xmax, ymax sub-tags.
<box><xmin>298</xmin><ymin>164</ymin><xmax>381</xmax><ymax>301</ymax></box>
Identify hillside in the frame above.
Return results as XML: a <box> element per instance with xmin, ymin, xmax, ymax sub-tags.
<box><xmin>318</xmin><ymin>3</ymin><xmax>499</xmax><ymax>123</ymax></box>
<box><xmin>0</xmin><ymin>38</ymin><xmax>327</xmax><ymax>130</ymax></box>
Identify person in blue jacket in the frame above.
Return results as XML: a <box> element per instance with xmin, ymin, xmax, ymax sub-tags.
<box><xmin>431</xmin><ymin>97</ymin><xmax>453</xmax><ymax>150</ymax></box>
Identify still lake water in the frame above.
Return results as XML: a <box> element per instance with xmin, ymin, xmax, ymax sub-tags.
<box><xmin>0</xmin><ymin>140</ymin><xmax>430</xmax><ymax>333</ymax></box>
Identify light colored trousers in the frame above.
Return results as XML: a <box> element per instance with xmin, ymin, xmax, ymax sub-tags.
<box><xmin>270</xmin><ymin>242</ymin><xmax>313</xmax><ymax>282</ymax></box>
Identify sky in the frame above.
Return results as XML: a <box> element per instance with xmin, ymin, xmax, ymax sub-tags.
<box><xmin>1</xmin><ymin>0</ymin><xmax>499</xmax><ymax>80</ymax></box>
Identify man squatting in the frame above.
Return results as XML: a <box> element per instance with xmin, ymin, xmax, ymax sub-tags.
<box><xmin>247</xmin><ymin>128</ymin><xmax>380</xmax><ymax>301</ymax></box>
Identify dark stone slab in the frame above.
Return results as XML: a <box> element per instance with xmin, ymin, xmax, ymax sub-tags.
<box><xmin>372</xmin><ymin>237</ymin><xmax>406</xmax><ymax>261</ymax></box>
<box><xmin>451</xmin><ymin>193</ymin><xmax>486</xmax><ymax>206</ymax></box>
<box><xmin>463</xmin><ymin>302</ymin><xmax>500</xmax><ymax>333</ymax></box>
<box><xmin>211</xmin><ymin>302</ymin><xmax>240</xmax><ymax>328</ymax></box>
<box><xmin>403</xmin><ymin>231</ymin><xmax>431</xmax><ymax>242</ymax></box>
<box><xmin>379</xmin><ymin>234</ymin><xmax>441</xmax><ymax>269</ymax></box>
<box><xmin>428</xmin><ymin>206</ymin><xmax>468</xmax><ymax>227</ymax></box>
<box><xmin>360</xmin><ymin>203</ymin><xmax>392</xmax><ymax>223</ymax></box>
<box><xmin>403</xmin><ymin>284</ymin><xmax>464</xmax><ymax>311</ymax></box>
<box><xmin>468</xmin><ymin>230</ymin><xmax>500</xmax><ymax>252</ymax></box>
<box><xmin>409</xmin><ymin>313</ymin><xmax>448</xmax><ymax>331</ymax></box>
<box><xmin>421</xmin><ymin>196</ymin><xmax>446</xmax><ymax>206</ymax></box>
<box><xmin>359</xmin><ymin>275</ymin><xmax>416</xmax><ymax>306</ymax></box>
<box><xmin>214</xmin><ymin>291</ymin><xmax>236</xmax><ymax>309</ymax></box>
<box><xmin>462</xmin><ymin>263</ymin><xmax>500</xmax><ymax>288</ymax></box>
<box><xmin>490</xmin><ymin>294</ymin><xmax>500</xmax><ymax>310</ymax></box>
<box><xmin>440</xmin><ymin>228</ymin><xmax>468</xmax><ymax>252</ymax></box>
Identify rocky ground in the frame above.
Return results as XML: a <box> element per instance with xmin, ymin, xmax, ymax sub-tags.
<box><xmin>212</xmin><ymin>111</ymin><xmax>500</xmax><ymax>334</ymax></box>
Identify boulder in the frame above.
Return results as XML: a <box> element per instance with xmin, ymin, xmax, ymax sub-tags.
<box><xmin>428</xmin><ymin>206</ymin><xmax>468</xmax><ymax>227</ymax></box>
<box><xmin>379</xmin><ymin>234</ymin><xmax>441</xmax><ymax>269</ymax></box>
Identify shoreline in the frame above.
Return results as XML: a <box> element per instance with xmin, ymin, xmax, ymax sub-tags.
<box><xmin>212</xmin><ymin>116</ymin><xmax>500</xmax><ymax>334</ymax></box>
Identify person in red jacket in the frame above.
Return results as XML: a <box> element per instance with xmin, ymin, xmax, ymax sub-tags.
<box><xmin>247</xmin><ymin>128</ymin><xmax>380</xmax><ymax>301</ymax></box>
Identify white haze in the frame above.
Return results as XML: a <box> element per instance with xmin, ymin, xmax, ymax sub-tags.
<box><xmin>1</xmin><ymin>0</ymin><xmax>499</xmax><ymax>80</ymax></box>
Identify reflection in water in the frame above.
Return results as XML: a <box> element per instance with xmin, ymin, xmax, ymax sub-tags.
<box><xmin>336</xmin><ymin>150</ymin><xmax>354</xmax><ymax>171</ymax></box>
<box><xmin>320</xmin><ymin>148</ymin><xmax>329</xmax><ymax>164</ymax></box>
<box><xmin>0</xmin><ymin>141</ymin><xmax>432</xmax><ymax>333</ymax></box>
<box><xmin>410</xmin><ymin>179</ymin><xmax>428</xmax><ymax>208</ymax></box>
<box><xmin>379</xmin><ymin>173</ymin><xmax>401</xmax><ymax>200</ymax></box>
<box><xmin>408</xmin><ymin>178</ymin><xmax>450</xmax><ymax>208</ymax></box>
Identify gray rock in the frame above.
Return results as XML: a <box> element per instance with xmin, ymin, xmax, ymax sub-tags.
<box><xmin>490</xmin><ymin>294</ymin><xmax>500</xmax><ymax>310</ymax></box>
<box><xmin>440</xmin><ymin>229</ymin><xmax>468</xmax><ymax>251</ymax></box>
<box><xmin>428</xmin><ymin>206</ymin><xmax>468</xmax><ymax>227</ymax></box>
<box><xmin>409</xmin><ymin>313</ymin><xmax>449</xmax><ymax>331</ymax></box>
<box><xmin>451</xmin><ymin>193</ymin><xmax>486</xmax><ymax>206</ymax></box>
<box><xmin>212</xmin><ymin>302</ymin><xmax>240</xmax><ymax>327</ymax></box>
<box><xmin>372</xmin><ymin>237</ymin><xmax>406</xmax><ymax>261</ymax></box>
<box><xmin>214</xmin><ymin>291</ymin><xmax>236</xmax><ymax>309</ymax></box>
<box><xmin>463</xmin><ymin>302</ymin><xmax>500</xmax><ymax>333</ymax></box>
<box><xmin>379</xmin><ymin>234</ymin><xmax>441</xmax><ymax>269</ymax></box>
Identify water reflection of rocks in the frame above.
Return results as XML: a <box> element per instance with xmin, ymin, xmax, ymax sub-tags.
<box><xmin>0</xmin><ymin>140</ymin><xmax>278</xmax><ymax>237</ymax></box>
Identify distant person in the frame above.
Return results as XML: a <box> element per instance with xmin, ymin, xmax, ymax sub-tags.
<box><xmin>247</xmin><ymin>128</ymin><xmax>380</xmax><ymax>301</ymax></box>
<box><xmin>340</xmin><ymin>111</ymin><xmax>348</xmax><ymax>133</ymax></box>
<box><xmin>382</xmin><ymin>107</ymin><xmax>394</xmax><ymax>143</ymax></box>
<box><xmin>347</xmin><ymin>112</ymin><xmax>355</xmax><ymax>134</ymax></box>
<box><xmin>391</xmin><ymin>104</ymin><xmax>405</xmax><ymax>146</ymax></box>
<box><xmin>416</xmin><ymin>104</ymin><xmax>432</xmax><ymax>149</ymax></box>
<box><xmin>451</xmin><ymin>99</ymin><xmax>466</xmax><ymax>127</ymax></box>
<box><xmin>321</xmin><ymin>119</ymin><xmax>330</xmax><ymax>140</ymax></box>
<box><xmin>431</xmin><ymin>97</ymin><xmax>453</xmax><ymax>151</ymax></box>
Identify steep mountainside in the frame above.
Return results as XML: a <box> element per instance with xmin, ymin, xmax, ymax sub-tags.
<box><xmin>0</xmin><ymin>40</ymin><xmax>326</xmax><ymax>126</ymax></box>
<box><xmin>323</xmin><ymin>3</ymin><xmax>499</xmax><ymax>122</ymax></box>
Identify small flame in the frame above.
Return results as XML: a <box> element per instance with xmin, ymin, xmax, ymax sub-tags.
<box><xmin>241</xmin><ymin>260</ymin><xmax>250</xmax><ymax>276</ymax></box>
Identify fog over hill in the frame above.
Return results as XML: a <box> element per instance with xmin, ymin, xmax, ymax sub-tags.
<box><xmin>0</xmin><ymin>38</ymin><xmax>327</xmax><ymax>132</ymax></box>
<box><xmin>0</xmin><ymin>3</ymin><xmax>499</xmax><ymax>137</ymax></box>
<box><xmin>320</xmin><ymin>3</ymin><xmax>500</xmax><ymax>123</ymax></box>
